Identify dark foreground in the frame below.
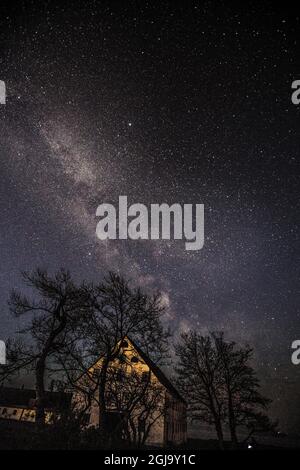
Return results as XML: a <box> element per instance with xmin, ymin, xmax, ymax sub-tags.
<box><xmin>0</xmin><ymin>420</ymin><xmax>299</xmax><ymax>451</ymax></box>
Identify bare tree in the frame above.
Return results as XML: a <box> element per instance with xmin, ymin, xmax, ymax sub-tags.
<box><xmin>105</xmin><ymin>361</ymin><xmax>165</xmax><ymax>447</ymax></box>
<box><xmin>82</xmin><ymin>272</ymin><xmax>170</xmax><ymax>438</ymax></box>
<box><xmin>0</xmin><ymin>268</ymin><xmax>86</xmax><ymax>427</ymax></box>
<box><xmin>175</xmin><ymin>330</ymin><xmax>274</xmax><ymax>449</ymax></box>
<box><xmin>53</xmin><ymin>272</ymin><xmax>170</xmax><ymax>443</ymax></box>
<box><xmin>213</xmin><ymin>332</ymin><xmax>274</xmax><ymax>447</ymax></box>
<box><xmin>175</xmin><ymin>331</ymin><xmax>225</xmax><ymax>449</ymax></box>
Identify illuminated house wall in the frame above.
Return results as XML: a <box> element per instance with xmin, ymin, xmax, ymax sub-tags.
<box><xmin>73</xmin><ymin>337</ymin><xmax>187</xmax><ymax>447</ymax></box>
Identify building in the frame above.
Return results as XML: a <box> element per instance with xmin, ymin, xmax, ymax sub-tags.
<box><xmin>0</xmin><ymin>387</ymin><xmax>70</xmax><ymax>424</ymax></box>
<box><xmin>0</xmin><ymin>338</ymin><xmax>187</xmax><ymax>447</ymax></box>
<box><xmin>73</xmin><ymin>337</ymin><xmax>187</xmax><ymax>447</ymax></box>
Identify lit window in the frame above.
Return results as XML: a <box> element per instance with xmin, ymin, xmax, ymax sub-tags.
<box><xmin>141</xmin><ymin>371</ymin><xmax>150</xmax><ymax>382</ymax></box>
<box><xmin>117</xmin><ymin>354</ymin><xmax>126</xmax><ymax>364</ymax></box>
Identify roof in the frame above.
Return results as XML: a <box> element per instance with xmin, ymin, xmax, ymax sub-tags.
<box><xmin>75</xmin><ymin>336</ymin><xmax>186</xmax><ymax>404</ymax></box>
<box><xmin>126</xmin><ymin>337</ymin><xmax>186</xmax><ymax>404</ymax></box>
<box><xmin>0</xmin><ymin>387</ymin><xmax>71</xmax><ymax>409</ymax></box>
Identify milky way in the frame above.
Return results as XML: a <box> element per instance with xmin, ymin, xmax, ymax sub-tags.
<box><xmin>0</xmin><ymin>1</ymin><xmax>299</xmax><ymax>432</ymax></box>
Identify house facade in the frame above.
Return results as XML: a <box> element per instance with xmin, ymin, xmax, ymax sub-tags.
<box><xmin>73</xmin><ymin>337</ymin><xmax>187</xmax><ymax>447</ymax></box>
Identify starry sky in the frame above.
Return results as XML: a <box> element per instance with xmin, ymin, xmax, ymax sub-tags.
<box><xmin>0</xmin><ymin>1</ymin><xmax>299</xmax><ymax>433</ymax></box>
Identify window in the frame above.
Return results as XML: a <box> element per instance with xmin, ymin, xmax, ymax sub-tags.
<box><xmin>131</xmin><ymin>356</ymin><xmax>139</xmax><ymax>363</ymax></box>
<box><xmin>117</xmin><ymin>354</ymin><xmax>126</xmax><ymax>364</ymax></box>
<box><xmin>141</xmin><ymin>371</ymin><xmax>150</xmax><ymax>382</ymax></box>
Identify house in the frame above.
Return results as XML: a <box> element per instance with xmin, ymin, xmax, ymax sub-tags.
<box><xmin>0</xmin><ymin>387</ymin><xmax>70</xmax><ymax>424</ymax></box>
<box><xmin>73</xmin><ymin>337</ymin><xmax>187</xmax><ymax>447</ymax></box>
<box><xmin>0</xmin><ymin>338</ymin><xmax>187</xmax><ymax>447</ymax></box>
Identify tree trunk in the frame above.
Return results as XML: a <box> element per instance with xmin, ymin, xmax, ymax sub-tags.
<box><xmin>209</xmin><ymin>394</ymin><xmax>224</xmax><ymax>450</ymax></box>
<box><xmin>229</xmin><ymin>422</ymin><xmax>238</xmax><ymax>448</ymax></box>
<box><xmin>98</xmin><ymin>358</ymin><xmax>109</xmax><ymax>441</ymax></box>
<box><xmin>214</xmin><ymin>418</ymin><xmax>225</xmax><ymax>450</ymax></box>
<box><xmin>35</xmin><ymin>358</ymin><xmax>46</xmax><ymax>428</ymax></box>
<box><xmin>228</xmin><ymin>390</ymin><xmax>238</xmax><ymax>448</ymax></box>
<box><xmin>228</xmin><ymin>412</ymin><xmax>238</xmax><ymax>448</ymax></box>
<box><xmin>34</xmin><ymin>305</ymin><xmax>67</xmax><ymax>429</ymax></box>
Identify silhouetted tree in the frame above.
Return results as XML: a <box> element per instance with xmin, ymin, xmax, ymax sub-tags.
<box><xmin>0</xmin><ymin>268</ymin><xmax>86</xmax><ymax>427</ymax></box>
<box><xmin>175</xmin><ymin>331</ymin><xmax>273</xmax><ymax>448</ymax></box>
<box><xmin>213</xmin><ymin>332</ymin><xmax>274</xmax><ymax>447</ymax></box>
<box><xmin>175</xmin><ymin>331</ymin><xmax>225</xmax><ymax>449</ymax></box>
<box><xmin>104</xmin><ymin>354</ymin><xmax>165</xmax><ymax>447</ymax></box>
<box><xmin>83</xmin><ymin>273</ymin><xmax>170</xmax><ymax>439</ymax></box>
<box><xmin>53</xmin><ymin>272</ymin><xmax>170</xmax><ymax>444</ymax></box>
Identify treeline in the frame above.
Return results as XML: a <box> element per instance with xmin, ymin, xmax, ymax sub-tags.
<box><xmin>0</xmin><ymin>268</ymin><xmax>274</xmax><ymax>449</ymax></box>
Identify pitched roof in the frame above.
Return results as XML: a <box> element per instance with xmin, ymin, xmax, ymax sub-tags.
<box><xmin>75</xmin><ymin>336</ymin><xmax>186</xmax><ymax>404</ymax></box>
<box><xmin>127</xmin><ymin>337</ymin><xmax>186</xmax><ymax>404</ymax></box>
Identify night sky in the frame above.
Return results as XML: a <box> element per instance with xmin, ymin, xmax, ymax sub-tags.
<box><xmin>0</xmin><ymin>1</ymin><xmax>299</xmax><ymax>433</ymax></box>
